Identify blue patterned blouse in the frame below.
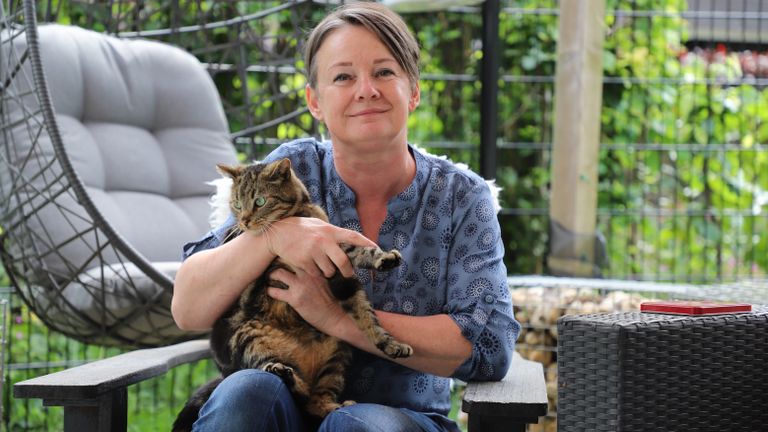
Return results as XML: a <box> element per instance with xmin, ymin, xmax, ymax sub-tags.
<box><xmin>182</xmin><ymin>138</ymin><xmax>520</xmax><ymax>421</ymax></box>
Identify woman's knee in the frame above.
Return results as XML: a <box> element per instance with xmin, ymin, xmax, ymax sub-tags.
<box><xmin>318</xmin><ymin>404</ymin><xmax>420</xmax><ymax>432</ymax></box>
<box><xmin>194</xmin><ymin>369</ymin><xmax>303</xmax><ymax>432</ymax></box>
<box><xmin>212</xmin><ymin>369</ymin><xmax>286</xmax><ymax>402</ymax></box>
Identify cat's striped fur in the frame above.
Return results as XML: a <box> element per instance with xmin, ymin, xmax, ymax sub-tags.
<box><xmin>173</xmin><ymin>158</ymin><xmax>412</xmax><ymax>431</ymax></box>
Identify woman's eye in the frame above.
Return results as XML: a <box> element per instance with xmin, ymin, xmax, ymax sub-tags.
<box><xmin>255</xmin><ymin>197</ymin><xmax>266</xmax><ymax>207</ymax></box>
<box><xmin>375</xmin><ymin>69</ymin><xmax>395</xmax><ymax>78</ymax></box>
<box><xmin>333</xmin><ymin>73</ymin><xmax>351</xmax><ymax>82</ymax></box>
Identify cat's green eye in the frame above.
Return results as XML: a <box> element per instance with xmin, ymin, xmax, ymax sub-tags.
<box><xmin>255</xmin><ymin>197</ymin><xmax>266</xmax><ymax>207</ymax></box>
<box><xmin>233</xmin><ymin>201</ymin><xmax>242</xmax><ymax>210</ymax></box>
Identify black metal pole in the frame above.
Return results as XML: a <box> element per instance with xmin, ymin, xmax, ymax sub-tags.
<box><xmin>480</xmin><ymin>0</ymin><xmax>500</xmax><ymax>180</ymax></box>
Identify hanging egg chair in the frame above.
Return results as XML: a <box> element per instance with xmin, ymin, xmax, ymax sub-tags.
<box><xmin>0</xmin><ymin>0</ymin><xmax>317</xmax><ymax>347</ymax></box>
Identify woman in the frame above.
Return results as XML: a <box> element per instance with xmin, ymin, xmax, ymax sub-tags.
<box><xmin>172</xmin><ymin>2</ymin><xmax>519</xmax><ymax>431</ymax></box>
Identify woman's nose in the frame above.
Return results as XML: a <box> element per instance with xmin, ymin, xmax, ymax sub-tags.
<box><xmin>355</xmin><ymin>75</ymin><xmax>380</xmax><ymax>100</ymax></box>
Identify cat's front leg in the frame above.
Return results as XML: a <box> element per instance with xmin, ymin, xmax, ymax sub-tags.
<box><xmin>341</xmin><ymin>244</ymin><xmax>402</xmax><ymax>271</ymax></box>
<box><xmin>261</xmin><ymin>362</ymin><xmax>311</xmax><ymax>401</ymax></box>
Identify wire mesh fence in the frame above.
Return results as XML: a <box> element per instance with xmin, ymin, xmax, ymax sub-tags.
<box><xmin>598</xmin><ymin>0</ymin><xmax>768</xmax><ymax>284</ymax></box>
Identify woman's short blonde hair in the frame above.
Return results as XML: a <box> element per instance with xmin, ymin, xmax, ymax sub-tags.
<box><xmin>304</xmin><ymin>2</ymin><xmax>420</xmax><ymax>90</ymax></box>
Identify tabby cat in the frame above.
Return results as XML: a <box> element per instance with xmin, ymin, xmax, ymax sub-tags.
<box><xmin>172</xmin><ymin>158</ymin><xmax>413</xmax><ymax>431</ymax></box>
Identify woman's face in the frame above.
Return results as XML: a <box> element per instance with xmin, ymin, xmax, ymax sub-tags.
<box><xmin>306</xmin><ymin>25</ymin><xmax>420</xmax><ymax>151</ymax></box>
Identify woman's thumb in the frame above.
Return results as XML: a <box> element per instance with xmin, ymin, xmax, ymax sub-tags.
<box><xmin>267</xmin><ymin>287</ymin><xmax>288</xmax><ymax>302</ymax></box>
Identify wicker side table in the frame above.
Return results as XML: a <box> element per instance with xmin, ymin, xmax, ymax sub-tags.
<box><xmin>557</xmin><ymin>307</ymin><xmax>768</xmax><ymax>431</ymax></box>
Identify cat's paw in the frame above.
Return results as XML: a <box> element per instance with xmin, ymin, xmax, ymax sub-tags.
<box><xmin>307</xmin><ymin>398</ymin><xmax>346</xmax><ymax>418</ymax></box>
<box><xmin>374</xmin><ymin>249</ymin><xmax>402</xmax><ymax>271</ymax></box>
<box><xmin>265</xmin><ymin>363</ymin><xmax>311</xmax><ymax>398</ymax></box>
<box><xmin>378</xmin><ymin>339</ymin><xmax>413</xmax><ymax>359</ymax></box>
<box><xmin>341</xmin><ymin>400</ymin><xmax>356</xmax><ymax>408</ymax></box>
<box><xmin>263</xmin><ymin>362</ymin><xmax>295</xmax><ymax>383</ymax></box>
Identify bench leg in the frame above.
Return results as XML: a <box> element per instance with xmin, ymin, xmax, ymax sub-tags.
<box><xmin>44</xmin><ymin>388</ymin><xmax>127</xmax><ymax>432</ymax></box>
<box><xmin>468</xmin><ymin>416</ymin><xmax>528</xmax><ymax>432</ymax></box>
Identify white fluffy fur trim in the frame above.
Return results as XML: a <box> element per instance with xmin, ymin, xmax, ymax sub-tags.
<box><xmin>413</xmin><ymin>145</ymin><xmax>503</xmax><ymax>214</ymax></box>
<box><xmin>207</xmin><ymin>176</ymin><xmax>233</xmax><ymax>228</ymax></box>
<box><xmin>485</xmin><ymin>178</ymin><xmax>502</xmax><ymax>214</ymax></box>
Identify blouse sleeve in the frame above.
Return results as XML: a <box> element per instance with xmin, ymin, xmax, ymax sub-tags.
<box><xmin>181</xmin><ymin>213</ymin><xmax>236</xmax><ymax>260</ymax></box>
<box><xmin>447</xmin><ymin>179</ymin><xmax>520</xmax><ymax>382</ymax></box>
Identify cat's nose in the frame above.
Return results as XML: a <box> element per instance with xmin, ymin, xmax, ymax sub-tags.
<box><xmin>237</xmin><ymin>213</ymin><xmax>253</xmax><ymax>230</ymax></box>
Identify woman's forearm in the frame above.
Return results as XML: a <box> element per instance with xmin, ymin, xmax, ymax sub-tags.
<box><xmin>334</xmin><ymin>311</ymin><xmax>472</xmax><ymax>377</ymax></box>
<box><xmin>172</xmin><ymin>232</ymin><xmax>275</xmax><ymax>330</ymax></box>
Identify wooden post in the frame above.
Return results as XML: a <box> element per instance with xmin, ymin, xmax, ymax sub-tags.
<box><xmin>548</xmin><ymin>0</ymin><xmax>606</xmax><ymax>277</ymax></box>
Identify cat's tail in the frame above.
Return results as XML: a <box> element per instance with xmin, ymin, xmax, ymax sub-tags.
<box><xmin>172</xmin><ymin>376</ymin><xmax>224</xmax><ymax>432</ymax></box>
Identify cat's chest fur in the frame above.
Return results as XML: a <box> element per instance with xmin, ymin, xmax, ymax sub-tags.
<box><xmin>216</xmin><ymin>284</ymin><xmax>339</xmax><ymax>380</ymax></box>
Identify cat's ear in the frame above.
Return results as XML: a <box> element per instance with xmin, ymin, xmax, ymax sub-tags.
<box><xmin>267</xmin><ymin>158</ymin><xmax>292</xmax><ymax>181</ymax></box>
<box><xmin>216</xmin><ymin>163</ymin><xmax>242</xmax><ymax>179</ymax></box>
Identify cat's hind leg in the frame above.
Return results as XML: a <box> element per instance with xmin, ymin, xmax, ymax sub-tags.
<box><xmin>304</xmin><ymin>351</ymin><xmax>353</xmax><ymax>418</ymax></box>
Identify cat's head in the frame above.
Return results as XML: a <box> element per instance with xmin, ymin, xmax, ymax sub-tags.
<box><xmin>216</xmin><ymin>158</ymin><xmax>310</xmax><ymax>234</ymax></box>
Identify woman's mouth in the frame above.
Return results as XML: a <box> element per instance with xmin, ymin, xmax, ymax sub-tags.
<box><xmin>350</xmin><ymin>108</ymin><xmax>387</xmax><ymax>117</ymax></box>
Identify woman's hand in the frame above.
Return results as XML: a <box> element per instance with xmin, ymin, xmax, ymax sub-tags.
<box><xmin>266</xmin><ymin>267</ymin><xmax>348</xmax><ymax>334</ymax></box>
<box><xmin>266</xmin><ymin>217</ymin><xmax>376</xmax><ymax>278</ymax></box>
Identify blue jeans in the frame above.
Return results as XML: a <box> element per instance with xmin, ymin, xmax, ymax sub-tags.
<box><xmin>193</xmin><ymin>369</ymin><xmax>459</xmax><ymax>432</ymax></box>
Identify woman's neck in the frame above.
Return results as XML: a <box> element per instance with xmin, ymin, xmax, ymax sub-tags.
<box><xmin>332</xmin><ymin>143</ymin><xmax>416</xmax><ymax>204</ymax></box>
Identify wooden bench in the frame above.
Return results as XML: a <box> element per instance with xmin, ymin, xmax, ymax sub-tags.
<box><xmin>14</xmin><ymin>340</ymin><xmax>547</xmax><ymax>432</ymax></box>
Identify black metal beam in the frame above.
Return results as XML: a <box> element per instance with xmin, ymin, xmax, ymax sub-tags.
<box><xmin>480</xmin><ymin>0</ymin><xmax>500</xmax><ymax>180</ymax></box>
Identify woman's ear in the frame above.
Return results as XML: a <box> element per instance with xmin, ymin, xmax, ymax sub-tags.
<box><xmin>409</xmin><ymin>82</ymin><xmax>421</xmax><ymax>112</ymax></box>
<box><xmin>305</xmin><ymin>84</ymin><xmax>323</xmax><ymax>121</ymax></box>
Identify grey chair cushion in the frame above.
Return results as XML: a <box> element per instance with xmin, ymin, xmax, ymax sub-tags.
<box><xmin>39</xmin><ymin>24</ymin><xmax>237</xmax><ymax>262</ymax></box>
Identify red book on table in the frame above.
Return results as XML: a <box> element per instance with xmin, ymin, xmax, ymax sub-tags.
<box><xmin>640</xmin><ymin>301</ymin><xmax>752</xmax><ymax>315</ymax></box>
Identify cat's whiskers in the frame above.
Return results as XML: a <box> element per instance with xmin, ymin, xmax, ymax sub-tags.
<box><xmin>260</xmin><ymin>222</ymin><xmax>278</xmax><ymax>254</ymax></box>
<box><xmin>224</xmin><ymin>226</ymin><xmax>243</xmax><ymax>243</ymax></box>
